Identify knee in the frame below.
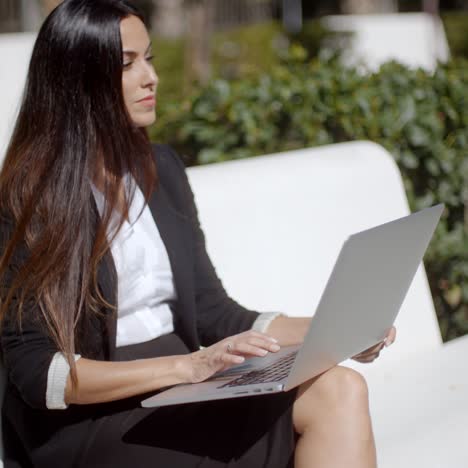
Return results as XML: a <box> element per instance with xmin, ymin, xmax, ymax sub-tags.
<box><xmin>323</xmin><ymin>366</ymin><xmax>369</xmax><ymax>407</ymax></box>
<box><xmin>293</xmin><ymin>366</ymin><xmax>369</xmax><ymax>432</ymax></box>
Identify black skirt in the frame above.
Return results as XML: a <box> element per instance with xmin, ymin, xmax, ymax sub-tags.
<box><xmin>77</xmin><ymin>333</ymin><xmax>297</xmax><ymax>468</ymax></box>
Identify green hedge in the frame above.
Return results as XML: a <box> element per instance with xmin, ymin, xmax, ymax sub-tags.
<box><xmin>151</xmin><ymin>19</ymin><xmax>340</xmax><ymax>115</ymax></box>
<box><xmin>149</xmin><ymin>52</ymin><xmax>468</xmax><ymax>342</ymax></box>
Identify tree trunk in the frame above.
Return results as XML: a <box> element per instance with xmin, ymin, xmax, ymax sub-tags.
<box><xmin>151</xmin><ymin>0</ymin><xmax>185</xmax><ymax>38</ymax></box>
<box><xmin>21</xmin><ymin>0</ymin><xmax>44</xmax><ymax>31</ymax></box>
<box><xmin>184</xmin><ymin>0</ymin><xmax>214</xmax><ymax>87</ymax></box>
<box><xmin>39</xmin><ymin>0</ymin><xmax>62</xmax><ymax>14</ymax></box>
<box><xmin>422</xmin><ymin>0</ymin><xmax>440</xmax><ymax>15</ymax></box>
<box><xmin>341</xmin><ymin>0</ymin><xmax>398</xmax><ymax>14</ymax></box>
<box><xmin>282</xmin><ymin>0</ymin><xmax>302</xmax><ymax>33</ymax></box>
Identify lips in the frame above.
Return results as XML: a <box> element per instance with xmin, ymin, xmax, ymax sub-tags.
<box><xmin>137</xmin><ymin>95</ymin><xmax>156</xmax><ymax>108</ymax></box>
<box><xmin>137</xmin><ymin>95</ymin><xmax>155</xmax><ymax>103</ymax></box>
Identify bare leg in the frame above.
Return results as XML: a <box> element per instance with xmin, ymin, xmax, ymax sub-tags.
<box><xmin>293</xmin><ymin>366</ymin><xmax>376</xmax><ymax>468</ymax></box>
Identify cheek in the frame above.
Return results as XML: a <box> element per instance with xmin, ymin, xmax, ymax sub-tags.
<box><xmin>121</xmin><ymin>77</ymin><xmax>133</xmax><ymax>106</ymax></box>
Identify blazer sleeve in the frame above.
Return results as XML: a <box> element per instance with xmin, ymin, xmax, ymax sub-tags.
<box><xmin>159</xmin><ymin>145</ymin><xmax>260</xmax><ymax>346</ymax></box>
<box><xmin>0</xmin><ymin>220</ymin><xmax>58</xmax><ymax>410</ymax></box>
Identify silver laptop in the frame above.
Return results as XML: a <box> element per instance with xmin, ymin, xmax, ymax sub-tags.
<box><xmin>142</xmin><ymin>204</ymin><xmax>444</xmax><ymax>408</ymax></box>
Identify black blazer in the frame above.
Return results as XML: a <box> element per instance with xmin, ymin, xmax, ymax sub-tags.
<box><xmin>0</xmin><ymin>144</ymin><xmax>259</xmax><ymax>467</ymax></box>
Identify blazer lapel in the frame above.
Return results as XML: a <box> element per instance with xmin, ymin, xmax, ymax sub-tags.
<box><xmin>98</xmin><ymin>251</ymin><xmax>118</xmax><ymax>360</ymax></box>
<box><xmin>148</xmin><ymin>183</ymin><xmax>198</xmax><ymax>350</ymax></box>
<box><xmin>90</xmin><ymin>196</ymin><xmax>118</xmax><ymax>360</ymax></box>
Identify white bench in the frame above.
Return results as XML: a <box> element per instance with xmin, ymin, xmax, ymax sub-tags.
<box><xmin>321</xmin><ymin>13</ymin><xmax>450</xmax><ymax>72</ymax></box>
<box><xmin>0</xmin><ymin>33</ymin><xmax>36</xmax><ymax>159</ymax></box>
<box><xmin>186</xmin><ymin>142</ymin><xmax>468</xmax><ymax>468</ymax></box>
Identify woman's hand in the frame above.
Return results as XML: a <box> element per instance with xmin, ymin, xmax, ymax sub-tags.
<box><xmin>352</xmin><ymin>326</ymin><xmax>397</xmax><ymax>363</ymax></box>
<box><xmin>183</xmin><ymin>331</ymin><xmax>281</xmax><ymax>384</ymax></box>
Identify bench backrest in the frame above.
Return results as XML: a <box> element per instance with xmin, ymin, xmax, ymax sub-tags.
<box><xmin>0</xmin><ymin>33</ymin><xmax>36</xmax><ymax>160</ymax></box>
<box><xmin>186</xmin><ymin>142</ymin><xmax>442</xmax><ymax>373</ymax></box>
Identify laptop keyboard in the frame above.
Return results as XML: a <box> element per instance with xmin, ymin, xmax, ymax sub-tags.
<box><xmin>218</xmin><ymin>350</ymin><xmax>298</xmax><ymax>388</ymax></box>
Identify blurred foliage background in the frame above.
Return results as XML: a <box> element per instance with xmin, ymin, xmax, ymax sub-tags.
<box><xmin>144</xmin><ymin>5</ymin><xmax>468</xmax><ymax>342</ymax></box>
<box><xmin>442</xmin><ymin>12</ymin><xmax>468</xmax><ymax>57</ymax></box>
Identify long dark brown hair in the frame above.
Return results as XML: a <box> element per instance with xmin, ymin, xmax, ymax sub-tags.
<box><xmin>0</xmin><ymin>0</ymin><xmax>157</xmax><ymax>382</ymax></box>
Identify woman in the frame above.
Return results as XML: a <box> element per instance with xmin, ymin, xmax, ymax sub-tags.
<box><xmin>0</xmin><ymin>1</ymin><xmax>395</xmax><ymax>467</ymax></box>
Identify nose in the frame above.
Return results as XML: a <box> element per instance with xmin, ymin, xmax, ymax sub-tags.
<box><xmin>142</xmin><ymin>60</ymin><xmax>158</xmax><ymax>90</ymax></box>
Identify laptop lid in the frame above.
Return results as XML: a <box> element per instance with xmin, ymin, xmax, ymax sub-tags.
<box><xmin>284</xmin><ymin>203</ymin><xmax>444</xmax><ymax>391</ymax></box>
<box><xmin>142</xmin><ymin>204</ymin><xmax>443</xmax><ymax>407</ymax></box>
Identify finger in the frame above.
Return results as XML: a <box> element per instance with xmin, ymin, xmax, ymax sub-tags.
<box><xmin>354</xmin><ymin>349</ymin><xmax>381</xmax><ymax>362</ymax></box>
<box><xmin>363</xmin><ymin>344</ymin><xmax>382</xmax><ymax>354</ymax></box>
<box><xmin>384</xmin><ymin>326</ymin><xmax>397</xmax><ymax>347</ymax></box>
<box><xmin>356</xmin><ymin>342</ymin><xmax>384</xmax><ymax>357</ymax></box>
<box><xmin>211</xmin><ymin>348</ymin><xmax>244</xmax><ymax>369</ymax></box>
<box><xmin>357</xmin><ymin>348</ymin><xmax>383</xmax><ymax>359</ymax></box>
<box><xmin>353</xmin><ymin>353</ymin><xmax>377</xmax><ymax>362</ymax></box>
<box><xmin>238</xmin><ymin>330</ymin><xmax>279</xmax><ymax>344</ymax></box>
<box><xmin>354</xmin><ymin>353</ymin><xmax>379</xmax><ymax>363</ymax></box>
<box><xmin>224</xmin><ymin>335</ymin><xmax>280</xmax><ymax>356</ymax></box>
<box><xmin>244</xmin><ymin>336</ymin><xmax>281</xmax><ymax>353</ymax></box>
<box><xmin>231</xmin><ymin>341</ymin><xmax>276</xmax><ymax>358</ymax></box>
<box><xmin>354</xmin><ymin>342</ymin><xmax>384</xmax><ymax>359</ymax></box>
<box><xmin>220</xmin><ymin>351</ymin><xmax>245</xmax><ymax>366</ymax></box>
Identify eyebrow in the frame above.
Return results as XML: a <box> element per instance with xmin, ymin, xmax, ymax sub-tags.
<box><xmin>122</xmin><ymin>42</ymin><xmax>152</xmax><ymax>57</ymax></box>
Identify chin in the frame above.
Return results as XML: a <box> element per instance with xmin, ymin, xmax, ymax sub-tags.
<box><xmin>132</xmin><ymin>113</ymin><xmax>156</xmax><ymax>128</ymax></box>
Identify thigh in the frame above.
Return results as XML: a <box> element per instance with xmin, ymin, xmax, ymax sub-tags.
<box><xmin>79</xmin><ymin>334</ymin><xmax>297</xmax><ymax>467</ymax></box>
<box><xmin>80</xmin><ymin>391</ymin><xmax>296</xmax><ymax>468</ymax></box>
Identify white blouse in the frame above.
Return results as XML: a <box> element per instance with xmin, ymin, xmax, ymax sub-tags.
<box><xmin>93</xmin><ymin>179</ymin><xmax>178</xmax><ymax>348</ymax></box>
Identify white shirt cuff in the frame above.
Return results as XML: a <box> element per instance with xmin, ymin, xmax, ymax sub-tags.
<box><xmin>46</xmin><ymin>352</ymin><xmax>81</xmax><ymax>410</ymax></box>
<box><xmin>251</xmin><ymin>312</ymin><xmax>284</xmax><ymax>334</ymax></box>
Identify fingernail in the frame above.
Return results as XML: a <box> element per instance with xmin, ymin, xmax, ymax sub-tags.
<box><xmin>269</xmin><ymin>337</ymin><xmax>279</xmax><ymax>343</ymax></box>
<box><xmin>259</xmin><ymin>349</ymin><xmax>268</xmax><ymax>356</ymax></box>
<box><xmin>235</xmin><ymin>356</ymin><xmax>245</xmax><ymax>363</ymax></box>
<box><xmin>270</xmin><ymin>344</ymin><xmax>280</xmax><ymax>352</ymax></box>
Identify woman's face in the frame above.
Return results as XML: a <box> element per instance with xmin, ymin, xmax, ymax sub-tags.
<box><xmin>120</xmin><ymin>15</ymin><xmax>158</xmax><ymax>127</ymax></box>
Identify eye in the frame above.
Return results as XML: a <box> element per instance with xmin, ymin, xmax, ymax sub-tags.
<box><xmin>123</xmin><ymin>61</ymin><xmax>133</xmax><ymax>69</ymax></box>
<box><xmin>145</xmin><ymin>55</ymin><xmax>154</xmax><ymax>63</ymax></box>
